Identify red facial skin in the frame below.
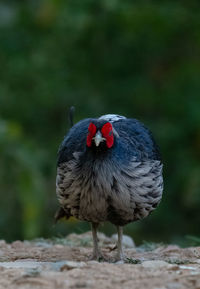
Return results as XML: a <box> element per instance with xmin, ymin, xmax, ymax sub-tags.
<box><xmin>101</xmin><ymin>122</ymin><xmax>114</xmax><ymax>148</ymax></box>
<box><xmin>87</xmin><ymin>122</ymin><xmax>114</xmax><ymax>148</ymax></box>
<box><xmin>86</xmin><ymin>122</ymin><xmax>97</xmax><ymax>147</ymax></box>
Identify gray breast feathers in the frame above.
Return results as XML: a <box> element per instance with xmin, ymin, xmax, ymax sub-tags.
<box><xmin>56</xmin><ymin>154</ymin><xmax>163</xmax><ymax>225</ymax></box>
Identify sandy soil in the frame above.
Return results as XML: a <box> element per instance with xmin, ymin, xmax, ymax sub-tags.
<box><xmin>0</xmin><ymin>232</ymin><xmax>200</xmax><ymax>289</ymax></box>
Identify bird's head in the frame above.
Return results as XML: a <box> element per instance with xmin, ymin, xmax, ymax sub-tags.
<box><xmin>86</xmin><ymin>121</ymin><xmax>114</xmax><ymax>150</ymax></box>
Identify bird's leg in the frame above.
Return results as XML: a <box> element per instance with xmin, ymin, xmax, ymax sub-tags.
<box><xmin>91</xmin><ymin>222</ymin><xmax>102</xmax><ymax>261</ymax></box>
<box><xmin>116</xmin><ymin>226</ymin><xmax>124</xmax><ymax>261</ymax></box>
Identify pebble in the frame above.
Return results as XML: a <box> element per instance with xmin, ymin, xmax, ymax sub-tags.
<box><xmin>0</xmin><ymin>260</ymin><xmax>45</xmax><ymax>269</ymax></box>
<box><xmin>142</xmin><ymin>260</ymin><xmax>174</xmax><ymax>269</ymax></box>
<box><xmin>166</xmin><ymin>282</ymin><xmax>183</xmax><ymax>289</ymax></box>
<box><xmin>35</xmin><ymin>242</ymin><xmax>53</xmax><ymax>248</ymax></box>
<box><xmin>115</xmin><ymin>260</ymin><xmax>124</xmax><ymax>265</ymax></box>
<box><xmin>0</xmin><ymin>260</ymin><xmax>87</xmax><ymax>272</ymax></box>
<box><xmin>0</xmin><ymin>240</ymin><xmax>6</xmax><ymax>246</ymax></box>
<box><xmin>59</xmin><ymin>261</ymin><xmax>87</xmax><ymax>271</ymax></box>
<box><xmin>87</xmin><ymin>260</ymin><xmax>100</xmax><ymax>265</ymax></box>
<box><xmin>179</xmin><ymin>265</ymin><xmax>197</xmax><ymax>270</ymax></box>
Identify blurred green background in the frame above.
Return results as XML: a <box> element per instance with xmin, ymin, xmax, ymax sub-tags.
<box><xmin>1</xmin><ymin>0</ymin><xmax>200</xmax><ymax>245</ymax></box>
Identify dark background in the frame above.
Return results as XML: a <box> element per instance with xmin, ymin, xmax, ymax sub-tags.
<box><xmin>1</xmin><ymin>0</ymin><xmax>200</xmax><ymax>245</ymax></box>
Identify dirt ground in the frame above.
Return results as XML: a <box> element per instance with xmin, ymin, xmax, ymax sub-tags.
<box><xmin>0</xmin><ymin>232</ymin><xmax>200</xmax><ymax>289</ymax></box>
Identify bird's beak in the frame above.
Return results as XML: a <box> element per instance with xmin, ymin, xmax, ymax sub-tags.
<box><xmin>93</xmin><ymin>131</ymin><xmax>105</xmax><ymax>147</ymax></box>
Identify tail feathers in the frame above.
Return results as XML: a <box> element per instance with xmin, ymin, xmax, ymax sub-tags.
<box><xmin>54</xmin><ymin>207</ymin><xmax>71</xmax><ymax>223</ymax></box>
<box><xmin>68</xmin><ymin>106</ymin><xmax>75</xmax><ymax>127</ymax></box>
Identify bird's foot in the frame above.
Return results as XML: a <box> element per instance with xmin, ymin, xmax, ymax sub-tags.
<box><xmin>89</xmin><ymin>250</ymin><xmax>105</xmax><ymax>262</ymax></box>
<box><xmin>114</xmin><ymin>251</ymin><xmax>126</xmax><ymax>263</ymax></box>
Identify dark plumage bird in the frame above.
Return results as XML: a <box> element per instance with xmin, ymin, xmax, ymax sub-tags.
<box><xmin>56</xmin><ymin>114</ymin><xmax>163</xmax><ymax>261</ymax></box>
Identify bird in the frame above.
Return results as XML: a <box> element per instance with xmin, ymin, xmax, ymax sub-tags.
<box><xmin>56</xmin><ymin>113</ymin><xmax>163</xmax><ymax>261</ymax></box>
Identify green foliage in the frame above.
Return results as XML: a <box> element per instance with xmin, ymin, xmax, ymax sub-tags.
<box><xmin>126</xmin><ymin>258</ymin><xmax>141</xmax><ymax>264</ymax></box>
<box><xmin>185</xmin><ymin>235</ymin><xmax>200</xmax><ymax>246</ymax></box>
<box><xmin>138</xmin><ymin>241</ymin><xmax>165</xmax><ymax>252</ymax></box>
<box><xmin>0</xmin><ymin>119</ymin><xmax>46</xmax><ymax>239</ymax></box>
<box><xmin>166</xmin><ymin>259</ymin><xmax>191</xmax><ymax>265</ymax></box>
<box><xmin>0</xmin><ymin>0</ymin><xmax>200</xmax><ymax>243</ymax></box>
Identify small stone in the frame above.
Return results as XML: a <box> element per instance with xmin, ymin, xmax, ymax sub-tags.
<box><xmin>54</xmin><ymin>244</ymin><xmax>64</xmax><ymax>249</ymax></box>
<box><xmin>87</xmin><ymin>260</ymin><xmax>99</xmax><ymax>265</ymax></box>
<box><xmin>194</xmin><ymin>259</ymin><xmax>200</xmax><ymax>264</ymax></box>
<box><xmin>142</xmin><ymin>260</ymin><xmax>172</xmax><ymax>269</ymax></box>
<box><xmin>35</xmin><ymin>242</ymin><xmax>53</xmax><ymax>248</ymax></box>
<box><xmin>0</xmin><ymin>240</ymin><xmax>6</xmax><ymax>246</ymax></box>
<box><xmin>59</xmin><ymin>261</ymin><xmax>87</xmax><ymax>271</ymax></box>
<box><xmin>115</xmin><ymin>260</ymin><xmax>124</xmax><ymax>265</ymax></box>
<box><xmin>11</xmin><ymin>241</ymin><xmax>24</xmax><ymax>248</ymax></box>
<box><xmin>166</xmin><ymin>282</ymin><xmax>183</xmax><ymax>289</ymax></box>
<box><xmin>0</xmin><ymin>260</ymin><xmax>44</xmax><ymax>269</ymax></box>
<box><xmin>179</xmin><ymin>265</ymin><xmax>197</xmax><ymax>270</ymax></box>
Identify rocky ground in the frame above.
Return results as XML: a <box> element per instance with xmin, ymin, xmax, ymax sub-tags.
<box><xmin>0</xmin><ymin>232</ymin><xmax>200</xmax><ymax>289</ymax></box>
